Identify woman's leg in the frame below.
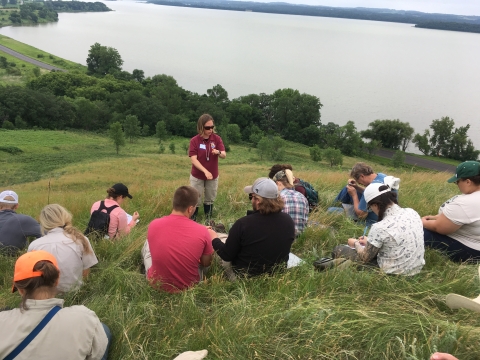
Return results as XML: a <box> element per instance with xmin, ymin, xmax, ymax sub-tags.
<box><xmin>424</xmin><ymin>229</ymin><xmax>480</xmax><ymax>262</ymax></box>
<box><xmin>189</xmin><ymin>175</ymin><xmax>205</xmax><ymax>220</ymax></box>
<box><xmin>203</xmin><ymin>178</ymin><xmax>219</xmax><ymax>219</ymax></box>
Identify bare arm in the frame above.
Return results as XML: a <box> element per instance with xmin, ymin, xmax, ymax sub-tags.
<box><xmin>200</xmin><ymin>254</ymin><xmax>213</xmax><ymax>267</ymax></box>
<box><xmin>430</xmin><ymin>353</ymin><xmax>458</xmax><ymax>360</ymax></box>
<box><xmin>422</xmin><ymin>213</ymin><xmax>462</xmax><ymax>235</ymax></box>
<box><xmin>213</xmin><ymin>149</ymin><xmax>226</xmax><ymax>159</ymax></box>
<box><xmin>82</xmin><ymin>269</ymin><xmax>90</xmax><ymax>277</ymax></box>
<box><xmin>190</xmin><ymin>155</ymin><xmax>213</xmax><ymax>180</ymax></box>
<box><xmin>347</xmin><ymin>185</ymin><xmax>367</xmax><ymax>218</ymax></box>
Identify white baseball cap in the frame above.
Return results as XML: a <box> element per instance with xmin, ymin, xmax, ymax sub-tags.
<box><xmin>363</xmin><ymin>183</ymin><xmax>391</xmax><ymax>204</ymax></box>
<box><xmin>0</xmin><ymin>190</ymin><xmax>19</xmax><ymax>204</ymax></box>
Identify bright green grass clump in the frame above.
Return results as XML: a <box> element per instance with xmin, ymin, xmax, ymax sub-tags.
<box><xmin>1</xmin><ymin>130</ymin><xmax>478</xmax><ymax>360</ymax></box>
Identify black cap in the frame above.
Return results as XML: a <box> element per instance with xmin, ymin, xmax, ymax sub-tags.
<box><xmin>112</xmin><ymin>183</ymin><xmax>132</xmax><ymax>199</ymax></box>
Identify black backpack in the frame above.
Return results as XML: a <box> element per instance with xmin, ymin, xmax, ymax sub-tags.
<box><xmin>84</xmin><ymin>201</ymin><xmax>118</xmax><ymax>238</ymax></box>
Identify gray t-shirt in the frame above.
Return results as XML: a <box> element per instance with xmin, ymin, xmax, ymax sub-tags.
<box><xmin>0</xmin><ymin>210</ymin><xmax>42</xmax><ymax>252</ymax></box>
<box><xmin>368</xmin><ymin>204</ymin><xmax>425</xmax><ymax>276</ymax></box>
<box><xmin>439</xmin><ymin>191</ymin><xmax>480</xmax><ymax>250</ymax></box>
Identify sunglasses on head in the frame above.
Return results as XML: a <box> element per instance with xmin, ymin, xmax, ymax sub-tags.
<box><xmin>204</xmin><ymin>126</ymin><xmax>215</xmax><ymax>130</ymax></box>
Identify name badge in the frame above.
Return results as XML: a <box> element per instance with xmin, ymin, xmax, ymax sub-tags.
<box><xmin>199</xmin><ymin>144</ymin><xmax>206</xmax><ymax>150</ymax></box>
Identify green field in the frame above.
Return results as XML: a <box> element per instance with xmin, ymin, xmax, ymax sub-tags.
<box><xmin>0</xmin><ymin>130</ymin><xmax>477</xmax><ymax>359</ymax></box>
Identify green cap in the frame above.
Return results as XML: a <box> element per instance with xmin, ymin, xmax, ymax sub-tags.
<box><xmin>447</xmin><ymin>161</ymin><xmax>480</xmax><ymax>183</ymax></box>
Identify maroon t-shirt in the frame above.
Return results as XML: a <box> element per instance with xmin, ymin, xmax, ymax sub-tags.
<box><xmin>189</xmin><ymin>133</ymin><xmax>225</xmax><ymax>180</ymax></box>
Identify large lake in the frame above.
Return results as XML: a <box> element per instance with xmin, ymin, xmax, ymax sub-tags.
<box><xmin>1</xmin><ymin>1</ymin><xmax>479</xmax><ymax>149</ymax></box>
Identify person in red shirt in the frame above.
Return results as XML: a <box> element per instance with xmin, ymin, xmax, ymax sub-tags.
<box><xmin>142</xmin><ymin>186</ymin><xmax>215</xmax><ymax>293</ymax></box>
<box><xmin>188</xmin><ymin>114</ymin><xmax>226</xmax><ymax>221</ymax></box>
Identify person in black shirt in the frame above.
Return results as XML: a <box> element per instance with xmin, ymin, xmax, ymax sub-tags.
<box><xmin>211</xmin><ymin>177</ymin><xmax>295</xmax><ymax>277</ymax></box>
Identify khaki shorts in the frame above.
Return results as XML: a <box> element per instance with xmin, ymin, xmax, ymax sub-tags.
<box><xmin>189</xmin><ymin>174</ymin><xmax>219</xmax><ymax>207</ymax></box>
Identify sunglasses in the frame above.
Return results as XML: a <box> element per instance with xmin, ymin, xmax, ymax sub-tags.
<box><xmin>204</xmin><ymin>126</ymin><xmax>215</xmax><ymax>130</ymax></box>
<box><xmin>248</xmin><ymin>193</ymin><xmax>257</xmax><ymax>200</ymax></box>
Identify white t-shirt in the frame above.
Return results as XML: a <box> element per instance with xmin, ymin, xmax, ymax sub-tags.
<box><xmin>28</xmin><ymin>228</ymin><xmax>98</xmax><ymax>292</ymax></box>
<box><xmin>438</xmin><ymin>191</ymin><xmax>480</xmax><ymax>250</ymax></box>
<box><xmin>368</xmin><ymin>204</ymin><xmax>425</xmax><ymax>276</ymax></box>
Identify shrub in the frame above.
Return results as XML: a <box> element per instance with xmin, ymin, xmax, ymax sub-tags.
<box><xmin>0</xmin><ymin>145</ymin><xmax>23</xmax><ymax>154</ymax></box>
<box><xmin>310</xmin><ymin>145</ymin><xmax>322</xmax><ymax>162</ymax></box>
<box><xmin>169</xmin><ymin>142</ymin><xmax>176</xmax><ymax>154</ymax></box>
<box><xmin>2</xmin><ymin>120</ymin><xmax>15</xmax><ymax>130</ymax></box>
<box><xmin>392</xmin><ymin>150</ymin><xmax>406</xmax><ymax>168</ymax></box>
<box><xmin>324</xmin><ymin>147</ymin><xmax>343</xmax><ymax>167</ymax></box>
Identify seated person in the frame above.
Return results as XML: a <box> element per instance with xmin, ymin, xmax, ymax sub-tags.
<box><xmin>28</xmin><ymin>204</ymin><xmax>98</xmax><ymax>293</ymax></box>
<box><xmin>332</xmin><ymin>183</ymin><xmax>424</xmax><ymax>276</ymax></box>
<box><xmin>0</xmin><ymin>250</ymin><xmax>110</xmax><ymax>360</ymax></box>
<box><xmin>272</xmin><ymin>169</ymin><xmax>308</xmax><ymax>238</ymax></box>
<box><xmin>89</xmin><ymin>183</ymin><xmax>139</xmax><ymax>239</ymax></box>
<box><xmin>423</xmin><ymin>161</ymin><xmax>480</xmax><ymax>263</ymax></box>
<box><xmin>142</xmin><ymin>186</ymin><xmax>215</xmax><ymax>293</ymax></box>
<box><xmin>0</xmin><ymin>190</ymin><xmax>42</xmax><ymax>254</ymax></box>
<box><xmin>329</xmin><ymin>162</ymin><xmax>399</xmax><ymax>226</ymax></box>
<box><xmin>211</xmin><ymin>177</ymin><xmax>295</xmax><ymax>277</ymax></box>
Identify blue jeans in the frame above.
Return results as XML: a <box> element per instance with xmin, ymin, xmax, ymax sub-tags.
<box><xmin>424</xmin><ymin>229</ymin><xmax>480</xmax><ymax>263</ymax></box>
<box><xmin>102</xmin><ymin>323</ymin><xmax>112</xmax><ymax>360</ymax></box>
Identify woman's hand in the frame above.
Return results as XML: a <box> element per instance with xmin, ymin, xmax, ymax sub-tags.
<box><xmin>204</xmin><ymin>170</ymin><xmax>213</xmax><ymax>180</ymax></box>
<box><xmin>347</xmin><ymin>238</ymin><xmax>357</xmax><ymax>247</ymax></box>
<box><xmin>132</xmin><ymin>211</ymin><xmax>140</xmax><ymax>222</ymax></box>
<box><xmin>430</xmin><ymin>353</ymin><xmax>458</xmax><ymax>360</ymax></box>
<box><xmin>358</xmin><ymin>236</ymin><xmax>368</xmax><ymax>246</ymax></box>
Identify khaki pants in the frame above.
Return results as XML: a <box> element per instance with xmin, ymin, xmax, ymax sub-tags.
<box><xmin>189</xmin><ymin>174</ymin><xmax>219</xmax><ymax>207</ymax></box>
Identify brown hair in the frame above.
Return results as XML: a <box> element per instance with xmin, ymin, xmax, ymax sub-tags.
<box><xmin>463</xmin><ymin>175</ymin><xmax>480</xmax><ymax>186</ymax></box>
<box><xmin>172</xmin><ymin>186</ymin><xmax>198</xmax><ymax>212</ymax></box>
<box><xmin>255</xmin><ymin>196</ymin><xmax>284</xmax><ymax>215</ymax></box>
<box><xmin>350</xmin><ymin>162</ymin><xmax>374</xmax><ymax>180</ymax></box>
<box><xmin>39</xmin><ymin>204</ymin><xmax>92</xmax><ymax>254</ymax></box>
<box><xmin>14</xmin><ymin>260</ymin><xmax>59</xmax><ymax>310</ymax></box>
<box><xmin>0</xmin><ymin>195</ymin><xmax>17</xmax><ymax>210</ymax></box>
<box><xmin>268</xmin><ymin>164</ymin><xmax>293</xmax><ymax>179</ymax></box>
<box><xmin>367</xmin><ymin>185</ymin><xmax>398</xmax><ymax>221</ymax></box>
<box><xmin>197</xmin><ymin>114</ymin><xmax>214</xmax><ymax>135</ymax></box>
<box><xmin>106</xmin><ymin>187</ymin><xmax>123</xmax><ymax>200</ymax></box>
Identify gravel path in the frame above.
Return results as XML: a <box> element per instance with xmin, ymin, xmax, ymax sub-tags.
<box><xmin>375</xmin><ymin>149</ymin><xmax>456</xmax><ymax>173</ymax></box>
<box><xmin>0</xmin><ymin>44</ymin><xmax>65</xmax><ymax>71</ymax></box>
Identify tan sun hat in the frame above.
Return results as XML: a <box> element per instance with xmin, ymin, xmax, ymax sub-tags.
<box><xmin>445</xmin><ymin>266</ymin><xmax>480</xmax><ymax>313</ymax></box>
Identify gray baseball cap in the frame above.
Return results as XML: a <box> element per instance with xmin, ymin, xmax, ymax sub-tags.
<box><xmin>243</xmin><ymin>177</ymin><xmax>278</xmax><ymax>199</ymax></box>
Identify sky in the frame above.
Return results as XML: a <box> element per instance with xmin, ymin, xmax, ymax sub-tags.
<box><xmin>244</xmin><ymin>0</ymin><xmax>480</xmax><ymax>16</ymax></box>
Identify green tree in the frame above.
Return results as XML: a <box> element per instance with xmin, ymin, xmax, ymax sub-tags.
<box><xmin>2</xmin><ymin>120</ymin><xmax>15</xmax><ymax>130</ymax></box>
<box><xmin>412</xmin><ymin>130</ymin><xmax>431</xmax><ymax>156</ymax></box>
<box><xmin>158</xmin><ymin>142</ymin><xmax>165</xmax><ymax>154</ymax></box>
<box><xmin>226</xmin><ymin>123</ymin><xmax>241</xmax><ymax>144</ymax></box>
<box><xmin>310</xmin><ymin>145</ymin><xmax>322</xmax><ymax>162</ymax></box>
<box><xmin>109</xmin><ymin>121</ymin><xmax>125</xmax><ymax>154</ymax></box>
<box><xmin>391</xmin><ymin>150</ymin><xmax>406</xmax><ymax>168</ymax></box>
<box><xmin>86</xmin><ymin>43</ymin><xmax>123</xmax><ymax>76</ymax></box>
<box><xmin>429</xmin><ymin>116</ymin><xmax>455</xmax><ymax>157</ymax></box>
<box><xmin>323</xmin><ymin>148</ymin><xmax>343</xmax><ymax>167</ymax></box>
<box><xmin>207</xmin><ymin>84</ymin><xmax>230</xmax><ymax>109</ymax></box>
<box><xmin>155</xmin><ymin>120</ymin><xmax>167</xmax><ymax>144</ymax></box>
<box><xmin>257</xmin><ymin>137</ymin><xmax>272</xmax><ymax>160</ymax></box>
<box><xmin>365</xmin><ymin>140</ymin><xmax>381</xmax><ymax>156</ymax></box>
<box><xmin>123</xmin><ymin>115</ymin><xmax>141</xmax><ymax>143</ymax></box>
<box><xmin>32</xmin><ymin>67</ymin><xmax>41</xmax><ymax>77</ymax></box>
<box><xmin>1</xmin><ymin>0</ymin><xmax>8</xmax><ymax>7</ymax></box>
<box><xmin>14</xmin><ymin>115</ymin><xmax>28</xmax><ymax>129</ymax></box>
<box><xmin>182</xmin><ymin>142</ymin><xmax>189</xmax><ymax>155</ymax></box>
<box><xmin>141</xmin><ymin>124</ymin><xmax>150</xmax><ymax>136</ymax></box>
<box><xmin>169</xmin><ymin>142</ymin><xmax>176</xmax><ymax>154</ymax></box>
<box><xmin>361</xmin><ymin>119</ymin><xmax>414</xmax><ymax>151</ymax></box>
<box><xmin>132</xmin><ymin>69</ymin><xmax>145</xmax><ymax>83</ymax></box>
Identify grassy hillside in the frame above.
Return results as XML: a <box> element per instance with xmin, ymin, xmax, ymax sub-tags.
<box><xmin>0</xmin><ymin>130</ymin><xmax>478</xmax><ymax>360</ymax></box>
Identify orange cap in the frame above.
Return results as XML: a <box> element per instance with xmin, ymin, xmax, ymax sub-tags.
<box><xmin>12</xmin><ymin>250</ymin><xmax>59</xmax><ymax>293</ymax></box>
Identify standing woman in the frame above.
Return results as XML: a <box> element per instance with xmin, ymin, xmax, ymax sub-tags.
<box><xmin>90</xmin><ymin>183</ymin><xmax>139</xmax><ymax>239</ymax></box>
<box><xmin>188</xmin><ymin>114</ymin><xmax>226</xmax><ymax>221</ymax></box>
<box><xmin>28</xmin><ymin>204</ymin><xmax>98</xmax><ymax>293</ymax></box>
<box><xmin>0</xmin><ymin>250</ymin><xmax>110</xmax><ymax>360</ymax></box>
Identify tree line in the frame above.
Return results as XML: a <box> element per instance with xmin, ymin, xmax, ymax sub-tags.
<box><xmin>0</xmin><ymin>43</ymin><xmax>478</xmax><ymax>162</ymax></box>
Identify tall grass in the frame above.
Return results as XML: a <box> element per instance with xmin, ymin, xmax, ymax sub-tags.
<box><xmin>1</xmin><ymin>130</ymin><xmax>478</xmax><ymax>359</ymax></box>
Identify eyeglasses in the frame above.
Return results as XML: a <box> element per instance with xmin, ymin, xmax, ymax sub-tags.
<box><xmin>248</xmin><ymin>193</ymin><xmax>257</xmax><ymax>201</ymax></box>
<box><xmin>204</xmin><ymin>126</ymin><xmax>215</xmax><ymax>130</ymax></box>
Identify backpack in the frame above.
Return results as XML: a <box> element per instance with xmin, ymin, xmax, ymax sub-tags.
<box><xmin>84</xmin><ymin>201</ymin><xmax>118</xmax><ymax>238</ymax></box>
<box><xmin>297</xmin><ymin>178</ymin><xmax>319</xmax><ymax>209</ymax></box>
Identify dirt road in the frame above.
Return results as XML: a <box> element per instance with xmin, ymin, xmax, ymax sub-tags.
<box><xmin>375</xmin><ymin>149</ymin><xmax>456</xmax><ymax>173</ymax></box>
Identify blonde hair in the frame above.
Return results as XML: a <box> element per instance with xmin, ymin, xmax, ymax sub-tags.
<box><xmin>39</xmin><ymin>204</ymin><xmax>92</xmax><ymax>254</ymax></box>
<box><xmin>0</xmin><ymin>196</ymin><xmax>17</xmax><ymax>210</ymax></box>
<box><xmin>273</xmin><ymin>169</ymin><xmax>294</xmax><ymax>189</ymax></box>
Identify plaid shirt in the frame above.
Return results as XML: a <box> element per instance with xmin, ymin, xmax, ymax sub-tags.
<box><xmin>280</xmin><ymin>188</ymin><xmax>309</xmax><ymax>238</ymax></box>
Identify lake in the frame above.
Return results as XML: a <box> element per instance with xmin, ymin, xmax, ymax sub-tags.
<box><xmin>1</xmin><ymin>0</ymin><xmax>479</xmax><ymax>150</ymax></box>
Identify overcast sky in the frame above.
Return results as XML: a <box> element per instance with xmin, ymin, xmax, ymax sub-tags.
<box><xmin>247</xmin><ymin>0</ymin><xmax>480</xmax><ymax>16</ymax></box>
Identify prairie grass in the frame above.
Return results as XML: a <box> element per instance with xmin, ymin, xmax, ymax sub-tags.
<box><xmin>1</xmin><ymin>130</ymin><xmax>478</xmax><ymax>360</ymax></box>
